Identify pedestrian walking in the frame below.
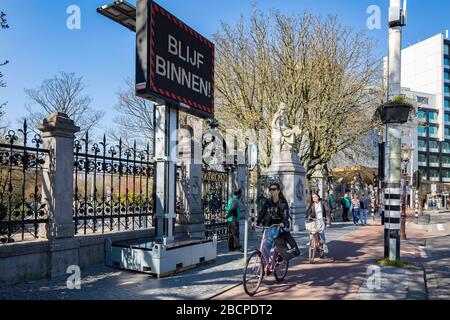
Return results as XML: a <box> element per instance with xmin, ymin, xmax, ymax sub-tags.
<box><xmin>341</xmin><ymin>193</ymin><xmax>351</xmax><ymax>222</ymax></box>
<box><xmin>351</xmin><ymin>193</ymin><xmax>361</xmax><ymax>225</ymax></box>
<box><xmin>360</xmin><ymin>192</ymin><xmax>369</xmax><ymax>226</ymax></box>
<box><xmin>327</xmin><ymin>191</ymin><xmax>334</xmax><ymax>227</ymax></box>
<box><xmin>225</xmin><ymin>189</ymin><xmax>242</xmax><ymax>252</ymax></box>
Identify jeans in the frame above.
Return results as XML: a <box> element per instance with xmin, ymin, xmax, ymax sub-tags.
<box><xmin>317</xmin><ymin>218</ymin><xmax>326</xmax><ymax>242</ymax></box>
<box><xmin>360</xmin><ymin>209</ymin><xmax>368</xmax><ymax>225</ymax></box>
<box><xmin>308</xmin><ymin>219</ymin><xmax>327</xmax><ymax>244</ymax></box>
<box><xmin>353</xmin><ymin>208</ymin><xmax>360</xmax><ymax>224</ymax></box>
<box><xmin>263</xmin><ymin>226</ymin><xmax>289</xmax><ymax>260</ymax></box>
<box><xmin>342</xmin><ymin>207</ymin><xmax>349</xmax><ymax>221</ymax></box>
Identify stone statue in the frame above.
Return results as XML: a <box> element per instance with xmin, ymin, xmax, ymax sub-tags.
<box><xmin>271</xmin><ymin>103</ymin><xmax>301</xmax><ymax>154</ymax></box>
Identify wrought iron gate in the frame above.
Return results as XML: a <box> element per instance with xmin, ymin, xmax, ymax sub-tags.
<box><xmin>202</xmin><ymin>170</ymin><xmax>229</xmax><ymax>241</ymax></box>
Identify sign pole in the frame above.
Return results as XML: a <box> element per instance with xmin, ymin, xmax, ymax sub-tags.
<box><xmin>384</xmin><ymin>0</ymin><xmax>407</xmax><ymax>261</ymax></box>
<box><xmin>154</xmin><ymin>103</ymin><xmax>178</xmax><ymax>242</ymax></box>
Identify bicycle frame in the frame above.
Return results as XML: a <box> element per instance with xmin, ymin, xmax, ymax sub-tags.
<box><xmin>309</xmin><ymin>231</ymin><xmax>321</xmax><ymax>249</ymax></box>
<box><xmin>258</xmin><ymin>225</ymin><xmax>281</xmax><ymax>273</ymax></box>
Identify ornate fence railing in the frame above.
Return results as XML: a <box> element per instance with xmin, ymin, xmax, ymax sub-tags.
<box><xmin>0</xmin><ymin>121</ymin><xmax>48</xmax><ymax>244</ymax></box>
<box><xmin>73</xmin><ymin>133</ymin><xmax>155</xmax><ymax>235</ymax></box>
<box><xmin>202</xmin><ymin>170</ymin><xmax>229</xmax><ymax>241</ymax></box>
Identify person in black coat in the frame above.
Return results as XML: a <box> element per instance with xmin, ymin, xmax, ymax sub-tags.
<box><xmin>252</xmin><ymin>182</ymin><xmax>290</xmax><ymax>258</ymax></box>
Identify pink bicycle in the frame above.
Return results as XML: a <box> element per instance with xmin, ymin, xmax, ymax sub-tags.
<box><xmin>243</xmin><ymin>224</ymin><xmax>289</xmax><ymax>296</ymax></box>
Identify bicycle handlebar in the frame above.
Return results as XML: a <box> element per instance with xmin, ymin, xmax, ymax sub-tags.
<box><xmin>251</xmin><ymin>224</ymin><xmax>282</xmax><ymax>230</ymax></box>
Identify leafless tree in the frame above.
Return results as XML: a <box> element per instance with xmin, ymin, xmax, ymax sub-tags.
<box><xmin>214</xmin><ymin>9</ymin><xmax>383</xmax><ymax>180</ymax></box>
<box><xmin>24</xmin><ymin>72</ymin><xmax>104</xmax><ymax>135</ymax></box>
<box><xmin>0</xmin><ymin>11</ymin><xmax>8</xmax><ymax>29</ymax></box>
<box><xmin>1</xmin><ymin>11</ymin><xmax>9</xmax><ymax>114</ymax></box>
<box><xmin>108</xmin><ymin>79</ymin><xmax>154</xmax><ymax>150</ymax></box>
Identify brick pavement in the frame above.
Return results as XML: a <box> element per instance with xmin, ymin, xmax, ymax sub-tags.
<box><xmin>216</xmin><ymin>221</ymin><xmax>427</xmax><ymax>300</ymax></box>
<box><xmin>0</xmin><ymin>221</ymin><xmax>361</xmax><ymax>300</ymax></box>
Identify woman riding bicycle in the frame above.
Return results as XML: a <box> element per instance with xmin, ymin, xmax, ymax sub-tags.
<box><xmin>306</xmin><ymin>192</ymin><xmax>329</xmax><ymax>254</ymax></box>
<box><xmin>251</xmin><ymin>182</ymin><xmax>290</xmax><ymax>259</ymax></box>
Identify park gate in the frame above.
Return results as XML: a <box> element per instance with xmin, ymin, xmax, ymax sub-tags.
<box><xmin>202</xmin><ymin>170</ymin><xmax>229</xmax><ymax>241</ymax></box>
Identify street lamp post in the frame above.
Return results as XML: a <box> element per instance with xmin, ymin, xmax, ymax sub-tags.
<box><xmin>383</xmin><ymin>0</ymin><xmax>408</xmax><ymax>261</ymax></box>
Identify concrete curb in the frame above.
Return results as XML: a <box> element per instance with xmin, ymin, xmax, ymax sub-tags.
<box><xmin>423</xmin><ymin>262</ymin><xmax>439</xmax><ymax>300</ymax></box>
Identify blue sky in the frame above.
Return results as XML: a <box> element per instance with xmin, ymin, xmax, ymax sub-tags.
<box><xmin>1</xmin><ymin>0</ymin><xmax>450</xmax><ymax>133</ymax></box>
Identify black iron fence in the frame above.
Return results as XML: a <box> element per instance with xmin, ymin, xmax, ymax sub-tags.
<box><xmin>73</xmin><ymin>133</ymin><xmax>155</xmax><ymax>235</ymax></box>
<box><xmin>0</xmin><ymin>121</ymin><xmax>48</xmax><ymax>244</ymax></box>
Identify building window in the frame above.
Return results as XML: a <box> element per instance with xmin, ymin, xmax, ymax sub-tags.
<box><xmin>442</xmin><ymin>171</ymin><xmax>450</xmax><ymax>179</ymax></box>
<box><xmin>417</xmin><ymin>96</ymin><xmax>429</xmax><ymax>104</ymax></box>
<box><xmin>430</xmin><ymin>169</ymin><xmax>439</xmax><ymax>178</ymax></box>
<box><xmin>445</xmin><ymin>86</ymin><xmax>450</xmax><ymax>94</ymax></box>
<box><xmin>429</xmin><ymin>111</ymin><xmax>438</xmax><ymax>122</ymax></box>
<box><xmin>429</xmin><ymin>126</ymin><xmax>439</xmax><ymax>137</ymax></box>
<box><xmin>442</xmin><ymin>156</ymin><xmax>450</xmax><ymax>167</ymax></box>
<box><xmin>418</xmin><ymin>154</ymin><xmax>427</xmax><ymax>164</ymax></box>
<box><xmin>446</xmin><ymin>44</ymin><xmax>450</xmax><ymax>55</ymax></box>
<box><xmin>418</xmin><ymin>110</ymin><xmax>426</xmax><ymax>120</ymax></box>
<box><xmin>446</xmin><ymin>128</ymin><xmax>450</xmax><ymax>137</ymax></box>
<box><xmin>446</xmin><ymin>100</ymin><xmax>450</xmax><ymax>109</ymax></box>
<box><xmin>419</xmin><ymin>169</ymin><xmax>428</xmax><ymax>180</ymax></box>
<box><xmin>446</xmin><ymin>58</ymin><xmax>450</xmax><ymax>66</ymax></box>
<box><xmin>430</xmin><ymin>154</ymin><xmax>439</xmax><ymax>163</ymax></box>
<box><xmin>446</xmin><ymin>114</ymin><xmax>450</xmax><ymax>123</ymax></box>
<box><xmin>429</xmin><ymin>140</ymin><xmax>439</xmax><ymax>151</ymax></box>
<box><xmin>444</xmin><ymin>142</ymin><xmax>450</xmax><ymax>152</ymax></box>
<box><xmin>418</xmin><ymin>139</ymin><xmax>427</xmax><ymax>150</ymax></box>
<box><xmin>418</xmin><ymin>125</ymin><xmax>427</xmax><ymax>137</ymax></box>
<box><xmin>446</xmin><ymin>72</ymin><xmax>450</xmax><ymax>80</ymax></box>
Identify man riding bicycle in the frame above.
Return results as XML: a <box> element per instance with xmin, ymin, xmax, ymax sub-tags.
<box><xmin>251</xmin><ymin>182</ymin><xmax>290</xmax><ymax>259</ymax></box>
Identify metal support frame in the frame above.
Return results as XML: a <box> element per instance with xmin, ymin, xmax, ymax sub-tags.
<box><xmin>154</xmin><ymin>103</ymin><xmax>179</xmax><ymax>243</ymax></box>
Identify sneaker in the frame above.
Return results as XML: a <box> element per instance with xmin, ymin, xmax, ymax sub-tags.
<box><xmin>323</xmin><ymin>244</ymin><xmax>329</xmax><ymax>254</ymax></box>
<box><xmin>306</xmin><ymin>241</ymin><xmax>311</xmax><ymax>246</ymax></box>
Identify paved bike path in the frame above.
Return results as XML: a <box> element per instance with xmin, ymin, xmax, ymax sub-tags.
<box><xmin>215</xmin><ymin>225</ymin><xmax>386</xmax><ymax>300</ymax></box>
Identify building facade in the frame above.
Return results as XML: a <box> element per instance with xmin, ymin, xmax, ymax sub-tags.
<box><xmin>400</xmin><ymin>34</ymin><xmax>450</xmax><ymax>187</ymax></box>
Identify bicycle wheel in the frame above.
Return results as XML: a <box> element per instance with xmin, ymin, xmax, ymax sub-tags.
<box><xmin>274</xmin><ymin>254</ymin><xmax>289</xmax><ymax>282</ymax></box>
<box><xmin>308</xmin><ymin>237</ymin><xmax>316</xmax><ymax>263</ymax></box>
<box><xmin>243</xmin><ymin>251</ymin><xmax>264</xmax><ymax>296</ymax></box>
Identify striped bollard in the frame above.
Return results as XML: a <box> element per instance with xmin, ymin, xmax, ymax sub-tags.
<box><xmin>415</xmin><ymin>189</ymin><xmax>419</xmax><ymax>221</ymax></box>
<box><xmin>384</xmin><ymin>184</ymin><xmax>401</xmax><ymax>261</ymax></box>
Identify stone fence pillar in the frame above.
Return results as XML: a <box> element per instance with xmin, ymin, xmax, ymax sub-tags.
<box><xmin>38</xmin><ymin>112</ymin><xmax>80</xmax><ymax>278</ymax></box>
<box><xmin>176</xmin><ymin>122</ymin><xmax>204</xmax><ymax>239</ymax></box>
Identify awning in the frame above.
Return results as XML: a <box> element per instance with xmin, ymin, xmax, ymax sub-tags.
<box><xmin>331</xmin><ymin>166</ymin><xmax>377</xmax><ymax>185</ymax></box>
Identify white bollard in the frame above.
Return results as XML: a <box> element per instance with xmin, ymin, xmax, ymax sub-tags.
<box><xmin>244</xmin><ymin>219</ymin><xmax>249</xmax><ymax>265</ymax></box>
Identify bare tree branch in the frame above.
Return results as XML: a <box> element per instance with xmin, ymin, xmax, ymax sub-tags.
<box><xmin>110</xmin><ymin>79</ymin><xmax>154</xmax><ymax>150</ymax></box>
<box><xmin>24</xmin><ymin>72</ymin><xmax>104</xmax><ymax>135</ymax></box>
<box><xmin>214</xmin><ymin>9</ymin><xmax>383</xmax><ymax>180</ymax></box>
<box><xmin>0</xmin><ymin>11</ymin><xmax>9</xmax><ymax>111</ymax></box>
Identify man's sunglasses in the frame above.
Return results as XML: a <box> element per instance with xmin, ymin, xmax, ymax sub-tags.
<box><xmin>269</xmin><ymin>188</ymin><xmax>279</xmax><ymax>191</ymax></box>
